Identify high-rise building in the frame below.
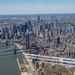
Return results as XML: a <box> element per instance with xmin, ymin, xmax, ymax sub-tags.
<box><xmin>37</xmin><ymin>15</ymin><xmax>41</xmax><ymax>36</ymax></box>
<box><xmin>12</xmin><ymin>25</ymin><xmax>17</xmax><ymax>34</ymax></box>
<box><xmin>26</xmin><ymin>34</ymin><xmax>30</xmax><ymax>50</ymax></box>
<box><xmin>8</xmin><ymin>26</ymin><xmax>12</xmax><ymax>39</ymax></box>
<box><xmin>26</xmin><ymin>30</ymin><xmax>31</xmax><ymax>50</ymax></box>
<box><xmin>27</xmin><ymin>21</ymin><xmax>33</xmax><ymax>31</ymax></box>
<box><xmin>57</xmin><ymin>37</ymin><xmax>60</xmax><ymax>44</ymax></box>
<box><xmin>38</xmin><ymin>15</ymin><xmax>40</xmax><ymax>24</ymax></box>
<box><xmin>45</xmin><ymin>29</ymin><xmax>48</xmax><ymax>40</ymax></box>
<box><xmin>52</xmin><ymin>29</ymin><xmax>58</xmax><ymax>37</ymax></box>
<box><xmin>35</xmin><ymin>27</ymin><xmax>39</xmax><ymax>36</ymax></box>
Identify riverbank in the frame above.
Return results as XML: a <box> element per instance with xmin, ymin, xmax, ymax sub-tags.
<box><xmin>17</xmin><ymin>58</ymin><xmax>28</xmax><ymax>75</ymax></box>
<box><xmin>15</xmin><ymin>43</ymin><xmax>38</xmax><ymax>75</ymax></box>
<box><xmin>0</xmin><ymin>43</ymin><xmax>23</xmax><ymax>75</ymax></box>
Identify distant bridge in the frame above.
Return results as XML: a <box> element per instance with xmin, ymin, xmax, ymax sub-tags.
<box><xmin>0</xmin><ymin>46</ymin><xmax>24</xmax><ymax>57</ymax></box>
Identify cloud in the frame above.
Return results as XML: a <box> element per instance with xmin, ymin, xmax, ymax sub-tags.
<box><xmin>54</xmin><ymin>8</ymin><xmax>61</xmax><ymax>11</ymax></box>
<box><xmin>57</xmin><ymin>8</ymin><xmax>61</xmax><ymax>10</ymax></box>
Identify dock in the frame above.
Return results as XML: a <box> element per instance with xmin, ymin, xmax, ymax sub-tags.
<box><xmin>17</xmin><ymin>58</ymin><xmax>28</xmax><ymax>75</ymax></box>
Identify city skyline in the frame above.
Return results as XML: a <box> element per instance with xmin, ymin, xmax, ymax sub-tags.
<box><xmin>0</xmin><ymin>0</ymin><xmax>75</xmax><ymax>14</ymax></box>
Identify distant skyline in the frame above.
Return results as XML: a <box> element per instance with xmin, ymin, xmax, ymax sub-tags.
<box><xmin>0</xmin><ymin>0</ymin><xmax>75</xmax><ymax>14</ymax></box>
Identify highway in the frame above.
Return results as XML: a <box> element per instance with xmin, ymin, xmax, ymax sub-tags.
<box><xmin>25</xmin><ymin>54</ymin><xmax>75</xmax><ymax>68</ymax></box>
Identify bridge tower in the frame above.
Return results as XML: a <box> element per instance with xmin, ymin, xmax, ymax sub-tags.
<box><xmin>14</xmin><ymin>46</ymin><xmax>17</xmax><ymax>54</ymax></box>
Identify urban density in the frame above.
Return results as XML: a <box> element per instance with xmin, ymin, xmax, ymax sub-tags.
<box><xmin>0</xmin><ymin>14</ymin><xmax>75</xmax><ymax>75</ymax></box>
<box><xmin>0</xmin><ymin>0</ymin><xmax>75</xmax><ymax>75</ymax></box>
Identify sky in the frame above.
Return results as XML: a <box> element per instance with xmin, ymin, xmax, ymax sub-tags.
<box><xmin>0</xmin><ymin>0</ymin><xmax>75</xmax><ymax>14</ymax></box>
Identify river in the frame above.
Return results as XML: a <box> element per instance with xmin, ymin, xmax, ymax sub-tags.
<box><xmin>0</xmin><ymin>43</ymin><xmax>23</xmax><ymax>75</ymax></box>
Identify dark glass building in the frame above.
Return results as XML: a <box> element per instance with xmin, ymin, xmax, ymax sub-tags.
<box><xmin>26</xmin><ymin>34</ymin><xmax>30</xmax><ymax>50</ymax></box>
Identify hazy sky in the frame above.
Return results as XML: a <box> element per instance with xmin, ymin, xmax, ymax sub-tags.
<box><xmin>0</xmin><ymin>0</ymin><xmax>75</xmax><ymax>14</ymax></box>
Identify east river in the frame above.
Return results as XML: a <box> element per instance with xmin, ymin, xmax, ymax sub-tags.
<box><xmin>0</xmin><ymin>43</ymin><xmax>23</xmax><ymax>75</ymax></box>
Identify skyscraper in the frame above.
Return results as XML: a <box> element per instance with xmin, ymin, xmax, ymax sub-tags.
<box><xmin>38</xmin><ymin>15</ymin><xmax>40</xmax><ymax>24</ymax></box>
<box><xmin>13</xmin><ymin>25</ymin><xmax>17</xmax><ymax>33</ymax></box>
<box><xmin>26</xmin><ymin>34</ymin><xmax>30</xmax><ymax>50</ymax></box>
<box><xmin>26</xmin><ymin>29</ymin><xmax>31</xmax><ymax>50</ymax></box>
<box><xmin>27</xmin><ymin>21</ymin><xmax>33</xmax><ymax>31</ymax></box>
<box><xmin>37</xmin><ymin>15</ymin><xmax>41</xmax><ymax>36</ymax></box>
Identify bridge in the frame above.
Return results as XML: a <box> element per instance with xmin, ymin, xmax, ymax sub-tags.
<box><xmin>0</xmin><ymin>45</ymin><xmax>24</xmax><ymax>57</ymax></box>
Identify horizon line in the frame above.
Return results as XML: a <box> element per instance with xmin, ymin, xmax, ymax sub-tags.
<box><xmin>0</xmin><ymin>13</ymin><xmax>75</xmax><ymax>15</ymax></box>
